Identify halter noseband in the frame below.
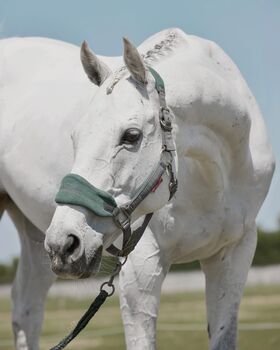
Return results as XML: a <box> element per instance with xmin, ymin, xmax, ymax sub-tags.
<box><xmin>55</xmin><ymin>67</ymin><xmax>178</xmax><ymax>257</ymax></box>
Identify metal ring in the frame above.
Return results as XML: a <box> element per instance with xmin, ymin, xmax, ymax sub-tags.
<box><xmin>121</xmin><ymin>256</ymin><xmax>128</xmax><ymax>266</ymax></box>
<box><xmin>161</xmin><ymin>106</ymin><xmax>170</xmax><ymax>113</ymax></box>
<box><xmin>100</xmin><ymin>282</ymin><xmax>115</xmax><ymax>297</ymax></box>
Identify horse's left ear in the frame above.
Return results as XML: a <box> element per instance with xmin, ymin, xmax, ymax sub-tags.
<box><xmin>80</xmin><ymin>41</ymin><xmax>111</xmax><ymax>86</ymax></box>
<box><xmin>123</xmin><ymin>37</ymin><xmax>147</xmax><ymax>84</ymax></box>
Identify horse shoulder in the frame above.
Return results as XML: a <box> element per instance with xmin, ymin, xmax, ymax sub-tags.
<box><xmin>152</xmin><ymin>34</ymin><xmax>274</xmax><ymax>261</ymax></box>
<box><xmin>163</xmin><ymin>35</ymin><xmax>273</xmax><ymax>193</ymax></box>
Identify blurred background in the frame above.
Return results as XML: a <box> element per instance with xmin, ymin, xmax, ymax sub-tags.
<box><xmin>0</xmin><ymin>1</ymin><xmax>280</xmax><ymax>349</ymax></box>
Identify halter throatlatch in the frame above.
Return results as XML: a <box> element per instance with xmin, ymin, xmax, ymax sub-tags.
<box><xmin>55</xmin><ymin>67</ymin><xmax>177</xmax><ymax>257</ymax></box>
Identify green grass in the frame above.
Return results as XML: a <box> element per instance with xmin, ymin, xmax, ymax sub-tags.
<box><xmin>1</xmin><ymin>285</ymin><xmax>280</xmax><ymax>349</ymax></box>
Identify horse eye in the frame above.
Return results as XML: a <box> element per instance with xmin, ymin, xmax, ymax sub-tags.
<box><xmin>121</xmin><ymin>128</ymin><xmax>142</xmax><ymax>145</ymax></box>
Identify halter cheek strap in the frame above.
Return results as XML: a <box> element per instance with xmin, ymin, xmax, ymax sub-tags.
<box><xmin>55</xmin><ymin>67</ymin><xmax>178</xmax><ymax>257</ymax></box>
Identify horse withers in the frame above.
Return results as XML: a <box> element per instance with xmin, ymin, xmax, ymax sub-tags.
<box><xmin>0</xmin><ymin>28</ymin><xmax>274</xmax><ymax>349</ymax></box>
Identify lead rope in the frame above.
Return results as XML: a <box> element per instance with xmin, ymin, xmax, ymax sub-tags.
<box><xmin>49</xmin><ymin>257</ymin><xmax>127</xmax><ymax>350</ymax></box>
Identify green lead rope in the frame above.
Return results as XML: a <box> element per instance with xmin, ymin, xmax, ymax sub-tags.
<box><xmin>49</xmin><ymin>259</ymin><xmax>124</xmax><ymax>350</ymax></box>
<box><xmin>49</xmin><ymin>290</ymin><xmax>108</xmax><ymax>350</ymax></box>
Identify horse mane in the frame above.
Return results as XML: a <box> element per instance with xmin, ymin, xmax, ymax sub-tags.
<box><xmin>141</xmin><ymin>30</ymin><xmax>178</xmax><ymax>64</ymax></box>
<box><xmin>106</xmin><ymin>29</ymin><xmax>181</xmax><ymax>94</ymax></box>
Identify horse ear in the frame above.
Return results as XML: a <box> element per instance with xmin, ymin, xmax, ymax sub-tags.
<box><xmin>80</xmin><ymin>41</ymin><xmax>111</xmax><ymax>86</ymax></box>
<box><xmin>123</xmin><ymin>37</ymin><xmax>147</xmax><ymax>84</ymax></box>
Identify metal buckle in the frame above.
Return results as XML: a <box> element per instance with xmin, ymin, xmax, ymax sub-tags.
<box><xmin>160</xmin><ymin>107</ymin><xmax>173</xmax><ymax>131</ymax></box>
<box><xmin>169</xmin><ymin>179</ymin><xmax>178</xmax><ymax>199</ymax></box>
<box><xmin>112</xmin><ymin>207</ymin><xmax>130</xmax><ymax>230</ymax></box>
<box><xmin>167</xmin><ymin>163</ymin><xmax>178</xmax><ymax>199</ymax></box>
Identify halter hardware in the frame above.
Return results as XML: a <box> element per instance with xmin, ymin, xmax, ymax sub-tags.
<box><xmin>160</xmin><ymin>107</ymin><xmax>172</xmax><ymax>131</ymax></box>
<box><xmin>55</xmin><ymin>67</ymin><xmax>177</xmax><ymax>257</ymax></box>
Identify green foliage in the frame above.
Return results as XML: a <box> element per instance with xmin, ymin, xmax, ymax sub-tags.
<box><xmin>170</xmin><ymin>260</ymin><xmax>200</xmax><ymax>272</ymax></box>
<box><xmin>253</xmin><ymin>228</ymin><xmax>280</xmax><ymax>266</ymax></box>
<box><xmin>0</xmin><ymin>257</ymin><xmax>18</xmax><ymax>284</ymax></box>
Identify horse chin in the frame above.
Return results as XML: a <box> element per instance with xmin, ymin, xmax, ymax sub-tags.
<box><xmin>79</xmin><ymin>245</ymin><xmax>103</xmax><ymax>279</ymax></box>
<box><xmin>50</xmin><ymin>245</ymin><xmax>103</xmax><ymax>280</ymax></box>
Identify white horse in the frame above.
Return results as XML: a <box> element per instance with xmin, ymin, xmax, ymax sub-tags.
<box><xmin>0</xmin><ymin>28</ymin><xmax>274</xmax><ymax>350</ymax></box>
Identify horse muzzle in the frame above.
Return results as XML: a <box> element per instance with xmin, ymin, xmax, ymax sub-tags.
<box><xmin>44</xmin><ymin>230</ymin><xmax>103</xmax><ymax>279</ymax></box>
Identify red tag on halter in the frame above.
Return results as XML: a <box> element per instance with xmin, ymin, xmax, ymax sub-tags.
<box><xmin>151</xmin><ymin>177</ymin><xmax>163</xmax><ymax>192</ymax></box>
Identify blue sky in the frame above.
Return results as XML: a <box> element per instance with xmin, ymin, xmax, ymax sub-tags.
<box><xmin>0</xmin><ymin>0</ymin><xmax>279</xmax><ymax>262</ymax></box>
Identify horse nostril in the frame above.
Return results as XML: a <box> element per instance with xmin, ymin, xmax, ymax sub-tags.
<box><xmin>65</xmin><ymin>234</ymin><xmax>80</xmax><ymax>256</ymax></box>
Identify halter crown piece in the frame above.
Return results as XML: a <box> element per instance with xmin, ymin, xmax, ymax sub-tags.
<box><xmin>55</xmin><ymin>67</ymin><xmax>178</xmax><ymax>257</ymax></box>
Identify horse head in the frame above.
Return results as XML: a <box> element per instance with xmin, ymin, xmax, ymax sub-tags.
<box><xmin>45</xmin><ymin>38</ymin><xmax>178</xmax><ymax>278</ymax></box>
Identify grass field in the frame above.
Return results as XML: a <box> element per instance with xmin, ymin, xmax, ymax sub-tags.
<box><xmin>1</xmin><ymin>285</ymin><xmax>280</xmax><ymax>349</ymax></box>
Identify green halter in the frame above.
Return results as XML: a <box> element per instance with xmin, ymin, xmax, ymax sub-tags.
<box><xmin>55</xmin><ymin>174</ymin><xmax>117</xmax><ymax>217</ymax></box>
